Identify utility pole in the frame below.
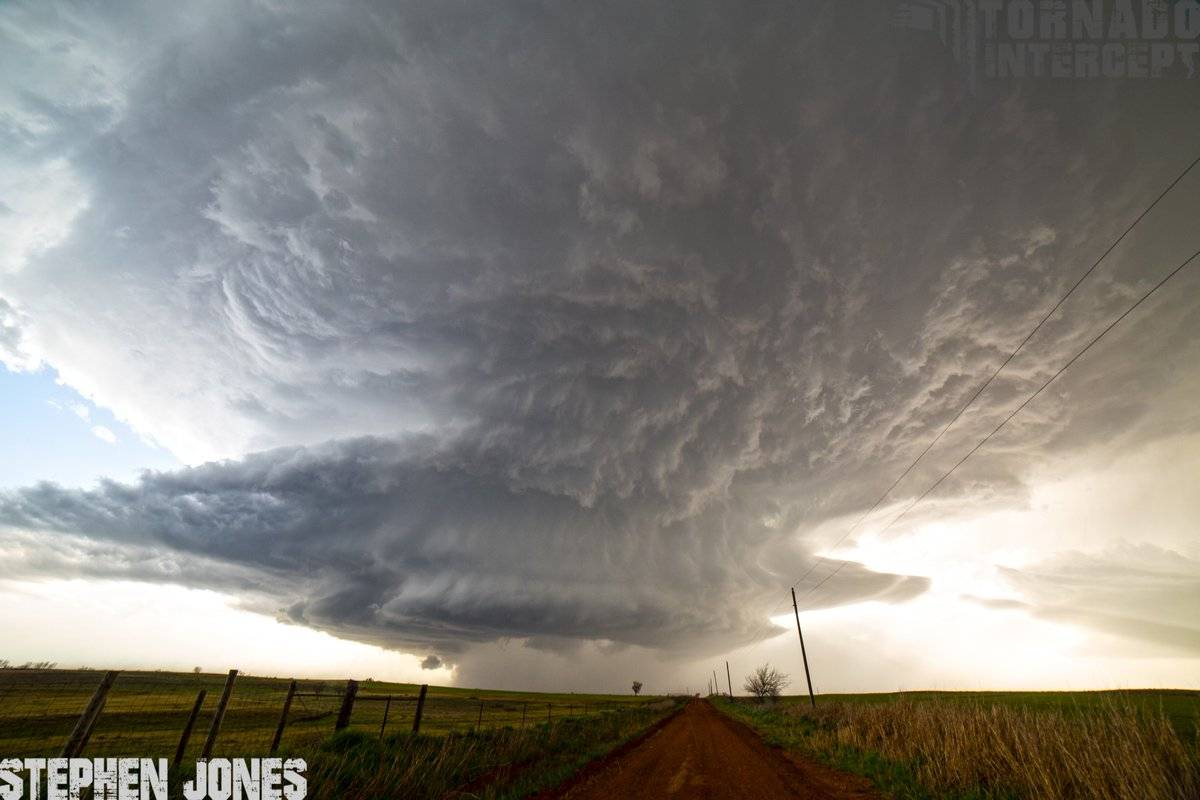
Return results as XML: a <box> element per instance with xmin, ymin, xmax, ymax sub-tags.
<box><xmin>791</xmin><ymin>587</ymin><xmax>817</xmax><ymax>708</ymax></box>
<box><xmin>713</xmin><ymin>670</ymin><xmax>720</xmax><ymax>696</ymax></box>
<box><xmin>725</xmin><ymin>661</ymin><xmax>733</xmax><ymax>698</ymax></box>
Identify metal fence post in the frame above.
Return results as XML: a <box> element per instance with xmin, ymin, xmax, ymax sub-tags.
<box><xmin>335</xmin><ymin>680</ymin><xmax>359</xmax><ymax>732</ymax></box>
<box><xmin>270</xmin><ymin>680</ymin><xmax>298</xmax><ymax>754</ymax></box>
<box><xmin>411</xmin><ymin>684</ymin><xmax>428</xmax><ymax>734</ymax></box>
<box><xmin>61</xmin><ymin>670</ymin><xmax>119</xmax><ymax>758</ymax></box>
<box><xmin>476</xmin><ymin>700</ymin><xmax>484</xmax><ymax>730</ymax></box>
<box><xmin>201</xmin><ymin>669</ymin><xmax>238</xmax><ymax>759</ymax></box>
<box><xmin>521</xmin><ymin>702</ymin><xmax>527</xmax><ymax>728</ymax></box>
<box><xmin>174</xmin><ymin>689</ymin><xmax>207</xmax><ymax>767</ymax></box>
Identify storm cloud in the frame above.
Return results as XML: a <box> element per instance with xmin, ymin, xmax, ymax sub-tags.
<box><xmin>0</xmin><ymin>437</ymin><xmax>929</xmax><ymax>657</ymax></box>
<box><xmin>1</xmin><ymin>0</ymin><xmax>1199</xmax><ymax>672</ymax></box>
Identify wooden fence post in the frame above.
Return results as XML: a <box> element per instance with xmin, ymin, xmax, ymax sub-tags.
<box><xmin>201</xmin><ymin>669</ymin><xmax>238</xmax><ymax>759</ymax></box>
<box><xmin>335</xmin><ymin>680</ymin><xmax>359</xmax><ymax>732</ymax></box>
<box><xmin>378</xmin><ymin>696</ymin><xmax>392</xmax><ymax>741</ymax></box>
<box><xmin>174</xmin><ymin>689</ymin><xmax>207</xmax><ymax>767</ymax></box>
<box><xmin>411</xmin><ymin>684</ymin><xmax>428</xmax><ymax>734</ymax></box>
<box><xmin>61</xmin><ymin>670</ymin><xmax>119</xmax><ymax>758</ymax></box>
<box><xmin>270</xmin><ymin>680</ymin><xmax>298</xmax><ymax>754</ymax></box>
<box><xmin>476</xmin><ymin>700</ymin><xmax>484</xmax><ymax>730</ymax></box>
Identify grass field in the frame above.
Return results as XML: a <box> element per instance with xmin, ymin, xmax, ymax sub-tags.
<box><xmin>0</xmin><ymin>668</ymin><xmax>663</xmax><ymax>760</ymax></box>
<box><xmin>304</xmin><ymin>699</ymin><xmax>680</xmax><ymax>799</ymax></box>
<box><xmin>7</xmin><ymin>669</ymin><xmax>1198</xmax><ymax>799</ymax></box>
<box><xmin>778</xmin><ymin>689</ymin><xmax>1200</xmax><ymax>742</ymax></box>
<box><xmin>717</xmin><ymin>691</ymin><xmax>1200</xmax><ymax>800</ymax></box>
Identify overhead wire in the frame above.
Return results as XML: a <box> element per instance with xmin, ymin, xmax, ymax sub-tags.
<box><xmin>727</xmin><ymin>154</ymin><xmax>1200</xmax><ymax>674</ymax></box>
<box><xmin>782</xmin><ymin>153</ymin><xmax>1200</xmax><ymax>594</ymax></box>
<box><xmin>796</xmin><ymin>244</ymin><xmax>1200</xmax><ymax>611</ymax></box>
<box><xmin>871</xmin><ymin>245</ymin><xmax>1200</xmax><ymax>539</ymax></box>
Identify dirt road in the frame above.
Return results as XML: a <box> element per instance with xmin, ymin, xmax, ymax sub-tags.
<box><xmin>542</xmin><ymin>699</ymin><xmax>879</xmax><ymax>799</ymax></box>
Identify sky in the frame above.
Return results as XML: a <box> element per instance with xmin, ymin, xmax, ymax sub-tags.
<box><xmin>0</xmin><ymin>0</ymin><xmax>1198</xmax><ymax>694</ymax></box>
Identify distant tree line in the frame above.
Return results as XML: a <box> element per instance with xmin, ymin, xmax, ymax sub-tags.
<box><xmin>0</xmin><ymin>659</ymin><xmax>58</xmax><ymax>669</ymax></box>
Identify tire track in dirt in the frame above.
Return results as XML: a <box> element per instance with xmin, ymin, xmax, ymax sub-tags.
<box><xmin>540</xmin><ymin>699</ymin><xmax>880</xmax><ymax>799</ymax></box>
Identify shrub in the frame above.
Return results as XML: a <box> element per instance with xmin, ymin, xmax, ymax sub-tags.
<box><xmin>743</xmin><ymin>664</ymin><xmax>790</xmax><ymax>702</ymax></box>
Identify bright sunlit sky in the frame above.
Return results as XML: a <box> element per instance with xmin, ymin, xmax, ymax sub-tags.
<box><xmin>1</xmin><ymin>1</ymin><xmax>1198</xmax><ymax>694</ymax></box>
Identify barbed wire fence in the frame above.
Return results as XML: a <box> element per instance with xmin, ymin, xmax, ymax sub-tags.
<box><xmin>0</xmin><ymin>668</ymin><xmax>660</xmax><ymax>759</ymax></box>
<box><xmin>0</xmin><ymin>669</ymin><xmax>107</xmax><ymax>758</ymax></box>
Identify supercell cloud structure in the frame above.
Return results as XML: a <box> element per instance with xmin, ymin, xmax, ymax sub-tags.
<box><xmin>1</xmin><ymin>0</ymin><xmax>1199</xmax><ymax>671</ymax></box>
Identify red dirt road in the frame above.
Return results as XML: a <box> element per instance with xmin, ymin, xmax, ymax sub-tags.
<box><xmin>542</xmin><ymin>699</ymin><xmax>879</xmax><ymax>799</ymax></box>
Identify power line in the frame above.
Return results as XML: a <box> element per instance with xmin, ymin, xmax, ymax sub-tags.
<box><xmin>749</xmin><ymin>248</ymin><xmax>1200</xmax><ymax>651</ymax></box>
<box><xmin>870</xmin><ymin>245</ymin><xmax>1200</xmax><ymax>539</ymax></box>
<box><xmin>732</xmin><ymin>155</ymin><xmax>1200</xmax><ymax>669</ymax></box>
<box><xmin>795</xmin><ymin>244</ymin><xmax>1200</xmax><ymax>610</ymax></box>
<box><xmin>793</xmin><ymin>557</ymin><xmax>850</xmax><ymax>607</ymax></box>
<box><xmin>731</xmin><ymin>555</ymin><xmax>843</xmax><ymax>661</ymax></box>
<box><xmin>783</xmin><ymin>153</ymin><xmax>1200</xmax><ymax>593</ymax></box>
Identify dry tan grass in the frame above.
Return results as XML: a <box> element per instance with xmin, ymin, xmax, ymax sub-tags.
<box><xmin>784</xmin><ymin>699</ymin><xmax>1199</xmax><ymax>799</ymax></box>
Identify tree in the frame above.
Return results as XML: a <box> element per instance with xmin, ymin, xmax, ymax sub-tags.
<box><xmin>743</xmin><ymin>664</ymin><xmax>789</xmax><ymax>702</ymax></box>
<box><xmin>631</xmin><ymin>680</ymin><xmax>643</xmax><ymax>696</ymax></box>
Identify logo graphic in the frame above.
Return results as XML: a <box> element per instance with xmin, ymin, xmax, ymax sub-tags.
<box><xmin>0</xmin><ymin>758</ymin><xmax>307</xmax><ymax>800</ymax></box>
<box><xmin>892</xmin><ymin>0</ymin><xmax>1200</xmax><ymax>92</ymax></box>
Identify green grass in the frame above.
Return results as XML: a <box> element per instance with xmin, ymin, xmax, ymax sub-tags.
<box><xmin>0</xmin><ymin>668</ymin><xmax>663</xmax><ymax>760</ymax></box>
<box><xmin>302</xmin><ymin>698</ymin><xmax>680</xmax><ymax>799</ymax></box>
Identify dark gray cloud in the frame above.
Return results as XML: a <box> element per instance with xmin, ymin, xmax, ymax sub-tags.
<box><xmin>0</xmin><ymin>437</ymin><xmax>929</xmax><ymax>657</ymax></box>
<box><xmin>1</xmin><ymin>0</ymin><xmax>1199</xmax><ymax>670</ymax></box>
<box><xmin>420</xmin><ymin>655</ymin><xmax>442</xmax><ymax>671</ymax></box>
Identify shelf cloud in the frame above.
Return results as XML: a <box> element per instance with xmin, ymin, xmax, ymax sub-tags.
<box><xmin>0</xmin><ymin>437</ymin><xmax>930</xmax><ymax>658</ymax></box>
